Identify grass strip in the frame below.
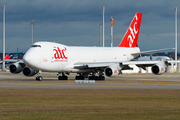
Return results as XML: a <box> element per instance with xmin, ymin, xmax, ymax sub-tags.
<box><xmin>0</xmin><ymin>89</ymin><xmax>180</xmax><ymax>120</ymax></box>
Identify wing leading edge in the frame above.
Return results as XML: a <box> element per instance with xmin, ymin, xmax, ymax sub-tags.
<box><xmin>73</xmin><ymin>59</ymin><xmax>180</xmax><ymax>71</ymax></box>
<box><xmin>131</xmin><ymin>48</ymin><xmax>174</xmax><ymax>56</ymax></box>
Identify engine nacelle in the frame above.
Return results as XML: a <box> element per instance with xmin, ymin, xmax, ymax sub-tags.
<box><xmin>151</xmin><ymin>64</ymin><xmax>166</xmax><ymax>75</ymax></box>
<box><xmin>104</xmin><ymin>67</ymin><xmax>119</xmax><ymax>77</ymax></box>
<box><xmin>9</xmin><ymin>63</ymin><xmax>23</xmax><ymax>74</ymax></box>
<box><xmin>23</xmin><ymin>66</ymin><xmax>39</xmax><ymax>76</ymax></box>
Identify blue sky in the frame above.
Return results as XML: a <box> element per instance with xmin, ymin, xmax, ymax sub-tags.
<box><xmin>0</xmin><ymin>0</ymin><xmax>180</xmax><ymax>53</ymax></box>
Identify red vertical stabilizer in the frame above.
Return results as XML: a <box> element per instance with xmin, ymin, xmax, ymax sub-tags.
<box><xmin>4</xmin><ymin>54</ymin><xmax>9</xmax><ymax>59</ymax></box>
<box><xmin>118</xmin><ymin>13</ymin><xmax>142</xmax><ymax>47</ymax></box>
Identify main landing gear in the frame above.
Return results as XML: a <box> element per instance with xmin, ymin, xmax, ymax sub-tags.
<box><xmin>35</xmin><ymin>71</ymin><xmax>105</xmax><ymax>81</ymax></box>
<box><xmin>75</xmin><ymin>73</ymin><xmax>85</xmax><ymax>80</ymax></box>
<box><xmin>88</xmin><ymin>75</ymin><xmax>105</xmax><ymax>80</ymax></box>
<box><xmin>58</xmin><ymin>72</ymin><xmax>68</xmax><ymax>80</ymax></box>
<box><xmin>88</xmin><ymin>71</ymin><xmax>105</xmax><ymax>80</ymax></box>
<box><xmin>75</xmin><ymin>73</ymin><xmax>105</xmax><ymax>80</ymax></box>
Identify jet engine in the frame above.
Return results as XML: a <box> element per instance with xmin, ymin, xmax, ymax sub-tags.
<box><xmin>9</xmin><ymin>63</ymin><xmax>23</xmax><ymax>74</ymax></box>
<box><xmin>151</xmin><ymin>64</ymin><xmax>166</xmax><ymax>75</ymax></box>
<box><xmin>23</xmin><ymin>66</ymin><xmax>39</xmax><ymax>76</ymax></box>
<box><xmin>104</xmin><ymin>67</ymin><xmax>119</xmax><ymax>77</ymax></box>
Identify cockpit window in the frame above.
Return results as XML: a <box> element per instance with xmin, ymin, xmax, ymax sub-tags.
<box><xmin>31</xmin><ymin>45</ymin><xmax>41</xmax><ymax>47</ymax></box>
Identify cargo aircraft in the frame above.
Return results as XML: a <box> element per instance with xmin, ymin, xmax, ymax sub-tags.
<box><xmin>6</xmin><ymin>13</ymin><xmax>179</xmax><ymax>81</ymax></box>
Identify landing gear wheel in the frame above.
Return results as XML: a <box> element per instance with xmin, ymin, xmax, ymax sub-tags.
<box><xmin>58</xmin><ymin>76</ymin><xmax>68</xmax><ymax>80</ymax></box>
<box><xmin>58</xmin><ymin>76</ymin><xmax>61</xmax><ymax>80</ymax></box>
<box><xmin>36</xmin><ymin>76</ymin><xmax>43</xmax><ymax>81</ymax></box>
<box><xmin>64</xmin><ymin>76</ymin><xmax>68</xmax><ymax>80</ymax></box>
<box><xmin>39</xmin><ymin>76</ymin><xmax>43</xmax><ymax>81</ymax></box>
<box><xmin>99</xmin><ymin>76</ymin><xmax>105</xmax><ymax>80</ymax></box>
<box><xmin>75</xmin><ymin>76</ymin><xmax>84</xmax><ymax>80</ymax></box>
<box><xmin>89</xmin><ymin>76</ymin><xmax>95</xmax><ymax>80</ymax></box>
<box><xmin>88</xmin><ymin>76</ymin><xmax>105</xmax><ymax>80</ymax></box>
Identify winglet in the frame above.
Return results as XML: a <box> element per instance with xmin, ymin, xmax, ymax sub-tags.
<box><xmin>118</xmin><ymin>13</ymin><xmax>142</xmax><ymax>47</ymax></box>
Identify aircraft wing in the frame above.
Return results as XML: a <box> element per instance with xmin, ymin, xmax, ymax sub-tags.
<box><xmin>74</xmin><ymin>61</ymin><xmax>161</xmax><ymax>69</ymax></box>
<box><xmin>74</xmin><ymin>60</ymin><xmax>180</xmax><ymax>70</ymax></box>
<box><xmin>122</xmin><ymin>61</ymin><xmax>160</xmax><ymax>66</ymax></box>
<box><xmin>122</xmin><ymin>60</ymin><xmax>180</xmax><ymax>65</ymax></box>
<box><xmin>131</xmin><ymin>48</ymin><xmax>174</xmax><ymax>56</ymax></box>
<box><xmin>166</xmin><ymin>60</ymin><xmax>180</xmax><ymax>63</ymax></box>
<box><xmin>122</xmin><ymin>60</ymin><xmax>164</xmax><ymax>70</ymax></box>
<box><xmin>74</xmin><ymin>62</ymin><xmax>117</xmax><ymax>68</ymax></box>
<box><xmin>74</xmin><ymin>47</ymin><xmax>175</xmax><ymax>69</ymax></box>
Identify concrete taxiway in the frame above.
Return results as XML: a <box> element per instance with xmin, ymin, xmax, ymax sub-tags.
<box><xmin>0</xmin><ymin>71</ymin><xmax>180</xmax><ymax>89</ymax></box>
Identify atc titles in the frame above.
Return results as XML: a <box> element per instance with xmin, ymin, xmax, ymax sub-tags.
<box><xmin>53</xmin><ymin>47</ymin><xmax>68</xmax><ymax>62</ymax></box>
<box><xmin>128</xmin><ymin>15</ymin><xmax>139</xmax><ymax>47</ymax></box>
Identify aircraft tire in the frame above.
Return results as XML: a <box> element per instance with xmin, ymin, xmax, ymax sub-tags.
<box><xmin>76</xmin><ymin>76</ymin><xmax>84</xmax><ymax>80</ymax></box>
<box><xmin>36</xmin><ymin>76</ymin><xmax>43</xmax><ymax>81</ymax></box>
<box><xmin>36</xmin><ymin>77</ymin><xmax>39</xmax><ymax>81</ymax></box>
<box><xmin>100</xmin><ymin>76</ymin><xmax>105</xmax><ymax>80</ymax></box>
<box><xmin>88</xmin><ymin>76</ymin><xmax>92</xmax><ymax>80</ymax></box>
<box><xmin>39</xmin><ymin>76</ymin><xmax>43</xmax><ymax>81</ymax></box>
<box><xmin>63</xmin><ymin>76</ymin><xmax>68</xmax><ymax>80</ymax></box>
<box><xmin>58</xmin><ymin>76</ymin><xmax>62</xmax><ymax>80</ymax></box>
<box><xmin>89</xmin><ymin>76</ymin><xmax>95</xmax><ymax>80</ymax></box>
<box><xmin>58</xmin><ymin>76</ymin><xmax>68</xmax><ymax>80</ymax></box>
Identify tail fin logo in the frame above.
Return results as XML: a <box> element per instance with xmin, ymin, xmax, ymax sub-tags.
<box><xmin>118</xmin><ymin>13</ymin><xmax>142</xmax><ymax>47</ymax></box>
<box><xmin>4</xmin><ymin>54</ymin><xmax>10</xmax><ymax>59</ymax></box>
<box><xmin>128</xmin><ymin>15</ymin><xmax>138</xmax><ymax>47</ymax></box>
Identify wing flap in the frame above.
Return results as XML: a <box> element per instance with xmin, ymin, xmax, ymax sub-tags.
<box><xmin>74</xmin><ymin>60</ymin><xmax>169</xmax><ymax>69</ymax></box>
<box><xmin>167</xmin><ymin>60</ymin><xmax>180</xmax><ymax>63</ymax></box>
<box><xmin>122</xmin><ymin>61</ymin><xmax>163</xmax><ymax>71</ymax></box>
<box><xmin>122</xmin><ymin>61</ymin><xmax>160</xmax><ymax>65</ymax></box>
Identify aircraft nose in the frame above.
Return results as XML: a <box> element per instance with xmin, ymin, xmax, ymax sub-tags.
<box><xmin>23</xmin><ymin>53</ymin><xmax>31</xmax><ymax>65</ymax></box>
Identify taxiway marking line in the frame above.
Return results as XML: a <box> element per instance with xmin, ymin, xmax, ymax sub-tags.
<box><xmin>0</xmin><ymin>82</ymin><xmax>145</xmax><ymax>89</ymax></box>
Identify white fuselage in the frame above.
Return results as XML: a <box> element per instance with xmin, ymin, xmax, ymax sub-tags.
<box><xmin>23</xmin><ymin>42</ymin><xmax>140</xmax><ymax>72</ymax></box>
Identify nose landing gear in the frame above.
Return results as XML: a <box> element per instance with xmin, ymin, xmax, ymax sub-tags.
<box><xmin>36</xmin><ymin>70</ymin><xmax>43</xmax><ymax>81</ymax></box>
<box><xmin>36</xmin><ymin>76</ymin><xmax>43</xmax><ymax>81</ymax></box>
